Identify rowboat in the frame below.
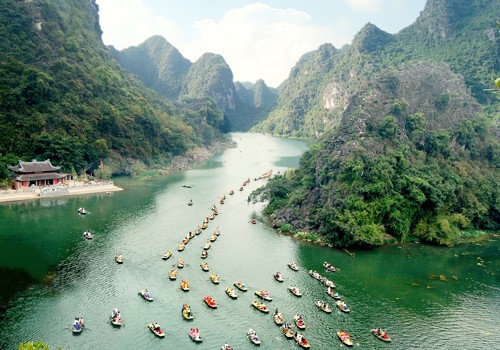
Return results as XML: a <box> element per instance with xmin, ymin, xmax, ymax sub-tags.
<box><xmin>180</xmin><ymin>280</ymin><xmax>190</xmax><ymax>291</ymax></box>
<box><xmin>326</xmin><ymin>286</ymin><xmax>340</xmax><ymax>299</ymax></box>
<box><xmin>209</xmin><ymin>213</ymin><xmax>215</xmax><ymax>220</ymax></box>
<box><xmin>72</xmin><ymin>317</ymin><xmax>84</xmax><ymax>333</ymax></box>
<box><xmin>371</xmin><ymin>328</ymin><xmax>391</xmax><ymax>342</ymax></box>
<box><xmin>274</xmin><ymin>272</ymin><xmax>284</xmax><ymax>282</ymax></box>
<box><xmin>294</xmin><ymin>332</ymin><xmax>310</xmax><ymax>349</ymax></box>
<box><xmin>210</xmin><ymin>234</ymin><xmax>217</xmax><ymax>242</ymax></box>
<box><xmin>201</xmin><ymin>262</ymin><xmax>209</xmax><ymax>271</ymax></box>
<box><xmin>177</xmin><ymin>259</ymin><xmax>185</xmax><ymax>268</ymax></box>
<box><xmin>201</xmin><ymin>223</ymin><xmax>208</xmax><ymax>230</ymax></box>
<box><xmin>215</xmin><ymin>226</ymin><xmax>220</xmax><ymax>235</ymax></box>
<box><xmin>255</xmin><ymin>290</ymin><xmax>272</xmax><ymax>301</ymax></box>
<box><xmin>288</xmin><ymin>286</ymin><xmax>302</xmax><ymax>297</ymax></box>
<box><xmin>322</xmin><ymin>278</ymin><xmax>335</xmax><ymax>288</ymax></box>
<box><xmin>162</xmin><ymin>250</ymin><xmax>172</xmax><ymax>260</ymax></box>
<box><xmin>273</xmin><ymin>309</ymin><xmax>284</xmax><ymax>325</ymax></box>
<box><xmin>225</xmin><ymin>287</ymin><xmax>238</xmax><ymax>299</ymax></box>
<box><xmin>188</xmin><ymin>199</ymin><xmax>193</xmax><ymax>206</ymax></box>
<box><xmin>201</xmin><ymin>250</ymin><xmax>208</xmax><ymax>259</ymax></box>
<box><xmin>115</xmin><ymin>255</ymin><xmax>124</xmax><ymax>264</ymax></box>
<box><xmin>148</xmin><ymin>323</ymin><xmax>165</xmax><ymax>338</ymax></box>
<box><xmin>288</xmin><ymin>262</ymin><xmax>298</xmax><ymax>271</ymax></box>
<box><xmin>247</xmin><ymin>328</ymin><xmax>261</xmax><ymax>345</ymax></box>
<box><xmin>251</xmin><ymin>300</ymin><xmax>269</xmax><ymax>313</ymax></box>
<box><xmin>210</xmin><ymin>273</ymin><xmax>220</xmax><ymax>284</ymax></box>
<box><xmin>337</xmin><ymin>331</ymin><xmax>353</xmax><ymax>346</ymax></box>
<box><xmin>229</xmin><ymin>190</ymin><xmax>234</xmax><ymax>195</ymax></box>
<box><xmin>323</xmin><ymin>261</ymin><xmax>339</xmax><ymax>272</ymax></box>
<box><xmin>77</xmin><ymin>207</ymin><xmax>87</xmax><ymax>215</ymax></box>
<box><xmin>177</xmin><ymin>243</ymin><xmax>185</xmax><ymax>251</ymax></box>
<box><xmin>203</xmin><ymin>241</ymin><xmax>211</xmax><ymax>250</ymax></box>
<box><xmin>189</xmin><ymin>328</ymin><xmax>203</xmax><ymax>342</ymax></box>
<box><xmin>139</xmin><ymin>289</ymin><xmax>153</xmax><ymax>301</ymax></box>
<box><xmin>182</xmin><ymin>304</ymin><xmax>194</xmax><ymax>320</ymax></box>
<box><xmin>251</xmin><ymin>218</ymin><xmax>257</xmax><ymax>224</ymax></box>
<box><xmin>181</xmin><ymin>237</ymin><xmax>189</xmax><ymax>244</ymax></box>
<box><xmin>221</xmin><ymin>343</ymin><xmax>233</xmax><ymax>350</ymax></box>
<box><xmin>195</xmin><ymin>227</ymin><xmax>202</xmax><ymax>235</ymax></box>
<box><xmin>110</xmin><ymin>308</ymin><xmax>122</xmax><ymax>327</ymax></box>
<box><xmin>336</xmin><ymin>300</ymin><xmax>350</xmax><ymax>313</ymax></box>
<box><xmin>234</xmin><ymin>281</ymin><xmax>247</xmax><ymax>291</ymax></box>
<box><xmin>83</xmin><ymin>231</ymin><xmax>93</xmax><ymax>240</ymax></box>
<box><xmin>281</xmin><ymin>323</ymin><xmax>294</xmax><ymax>338</ymax></box>
<box><xmin>315</xmin><ymin>300</ymin><xmax>332</xmax><ymax>313</ymax></box>
<box><xmin>188</xmin><ymin>231</ymin><xmax>195</xmax><ymax>239</ymax></box>
<box><xmin>169</xmin><ymin>269</ymin><xmax>177</xmax><ymax>280</ymax></box>
<box><xmin>203</xmin><ymin>296</ymin><xmax>217</xmax><ymax>308</ymax></box>
<box><xmin>309</xmin><ymin>270</ymin><xmax>322</xmax><ymax>280</ymax></box>
<box><xmin>293</xmin><ymin>315</ymin><xmax>305</xmax><ymax>329</ymax></box>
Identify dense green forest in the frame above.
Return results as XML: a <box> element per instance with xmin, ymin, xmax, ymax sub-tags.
<box><xmin>0</xmin><ymin>0</ymin><xmax>227</xmax><ymax>184</ymax></box>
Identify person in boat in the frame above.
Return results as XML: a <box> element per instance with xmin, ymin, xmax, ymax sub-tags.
<box><xmin>145</xmin><ymin>290</ymin><xmax>151</xmax><ymax>299</ymax></box>
<box><xmin>154</xmin><ymin>323</ymin><xmax>161</xmax><ymax>331</ymax></box>
<box><xmin>296</xmin><ymin>332</ymin><xmax>303</xmax><ymax>343</ymax></box>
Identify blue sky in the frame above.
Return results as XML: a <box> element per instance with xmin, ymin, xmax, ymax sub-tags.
<box><xmin>96</xmin><ymin>0</ymin><xmax>427</xmax><ymax>87</ymax></box>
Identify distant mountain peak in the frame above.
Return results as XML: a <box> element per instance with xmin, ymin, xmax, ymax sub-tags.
<box><xmin>351</xmin><ymin>22</ymin><xmax>394</xmax><ymax>53</ymax></box>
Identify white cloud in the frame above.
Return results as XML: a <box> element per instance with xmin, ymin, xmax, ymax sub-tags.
<box><xmin>97</xmin><ymin>0</ymin><xmax>176</xmax><ymax>49</ymax></box>
<box><xmin>342</xmin><ymin>0</ymin><xmax>383</xmax><ymax>13</ymax></box>
<box><xmin>181</xmin><ymin>3</ymin><xmax>335</xmax><ymax>86</ymax></box>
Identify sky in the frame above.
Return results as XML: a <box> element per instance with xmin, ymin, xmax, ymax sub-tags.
<box><xmin>96</xmin><ymin>0</ymin><xmax>427</xmax><ymax>87</ymax></box>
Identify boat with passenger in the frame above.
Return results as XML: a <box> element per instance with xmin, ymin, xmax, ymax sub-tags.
<box><xmin>251</xmin><ymin>300</ymin><xmax>269</xmax><ymax>313</ymax></box>
<box><xmin>139</xmin><ymin>289</ymin><xmax>153</xmax><ymax>301</ymax></box>
<box><xmin>72</xmin><ymin>317</ymin><xmax>84</xmax><ymax>333</ymax></box>
<box><xmin>247</xmin><ymin>328</ymin><xmax>261</xmax><ymax>345</ymax></box>
<box><xmin>337</xmin><ymin>330</ymin><xmax>353</xmax><ymax>346</ymax></box>
<box><xmin>148</xmin><ymin>323</ymin><xmax>165</xmax><ymax>338</ymax></box>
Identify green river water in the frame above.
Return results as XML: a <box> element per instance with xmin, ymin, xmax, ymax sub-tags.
<box><xmin>0</xmin><ymin>133</ymin><xmax>498</xmax><ymax>350</ymax></box>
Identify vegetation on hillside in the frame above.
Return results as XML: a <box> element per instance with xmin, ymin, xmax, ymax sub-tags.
<box><xmin>0</xmin><ymin>0</ymin><xmax>227</xmax><ymax>183</ymax></box>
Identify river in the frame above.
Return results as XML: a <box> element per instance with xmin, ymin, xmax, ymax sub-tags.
<box><xmin>0</xmin><ymin>132</ymin><xmax>498</xmax><ymax>349</ymax></box>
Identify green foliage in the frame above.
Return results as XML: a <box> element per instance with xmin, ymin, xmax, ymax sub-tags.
<box><xmin>19</xmin><ymin>340</ymin><xmax>61</xmax><ymax>350</ymax></box>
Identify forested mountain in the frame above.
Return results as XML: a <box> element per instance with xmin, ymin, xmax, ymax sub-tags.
<box><xmin>254</xmin><ymin>0</ymin><xmax>499</xmax><ymax>138</ymax></box>
<box><xmin>0</xmin><ymin>0</ymin><xmax>227</xmax><ymax>180</ymax></box>
<box><xmin>251</xmin><ymin>0</ymin><xmax>499</xmax><ymax>246</ymax></box>
<box><xmin>110</xmin><ymin>38</ymin><xmax>278</xmax><ymax>131</ymax></box>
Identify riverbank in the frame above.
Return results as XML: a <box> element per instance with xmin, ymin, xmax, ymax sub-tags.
<box><xmin>0</xmin><ymin>182</ymin><xmax>122</xmax><ymax>204</ymax></box>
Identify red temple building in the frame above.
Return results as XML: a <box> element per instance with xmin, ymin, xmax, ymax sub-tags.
<box><xmin>9</xmin><ymin>159</ymin><xmax>66</xmax><ymax>189</ymax></box>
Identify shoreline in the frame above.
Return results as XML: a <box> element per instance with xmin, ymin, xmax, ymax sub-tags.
<box><xmin>0</xmin><ymin>183</ymin><xmax>123</xmax><ymax>204</ymax></box>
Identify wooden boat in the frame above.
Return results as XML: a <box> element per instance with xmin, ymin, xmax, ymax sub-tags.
<box><xmin>148</xmin><ymin>323</ymin><xmax>166</xmax><ymax>338</ymax></box>
<box><xmin>210</xmin><ymin>234</ymin><xmax>217</xmax><ymax>242</ymax></box>
<box><xmin>210</xmin><ymin>273</ymin><xmax>220</xmax><ymax>284</ymax></box>
<box><xmin>169</xmin><ymin>269</ymin><xmax>177</xmax><ymax>280</ymax></box>
<box><xmin>229</xmin><ymin>190</ymin><xmax>234</xmax><ymax>195</ymax></box>
<box><xmin>326</xmin><ymin>286</ymin><xmax>341</xmax><ymax>299</ymax></box>
<box><xmin>195</xmin><ymin>227</ymin><xmax>202</xmax><ymax>235</ymax></box>
<box><xmin>221</xmin><ymin>344</ymin><xmax>233</xmax><ymax>350</ymax></box>
<box><xmin>139</xmin><ymin>289</ymin><xmax>153</xmax><ymax>301</ymax></box>
<box><xmin>188</xmin><ymin>199</ymin><xmax>193</xmax><ymax>206</ymax></box>
<box><xmin>239</xmin><ymin>186</ymin><xmax>244</xmax><ymax>191</ymax></box>
<box><xmin>288</xmin><ymin>286</ymin><xmax>302</xmax><ymax>297</ymax></box>
<box><xmin>115</xmin><ymin>255</ymin><xmax>124</xmax><ymax>264</ymax></box>
<box><xmin>203</xmin><ymin>296</ymin><xmax>217</xmax><ymax>308</ymax></box>
<box><xmin>83</xmin><ymin>231</ymin><xmax>93</xmax><ymax>239</ymax></box>
<box><xmin>203</xmin><ymin>241</ymin><xmax>211</xmax><ymax>250</ymax></box>
<box><xmin>200</xmin><ymin>262</ymin><xmax>209</xmax><ymax>271</ymax></box>
<box><xmin>322</xmin><ymin>278</ymin><xmax>335</xmax><ymax>288</ymax></box>
<box><xmin>180</xmin><ymin>280</ymin><xmax>190</xmax><ymax>291</ymax></box>
<box><xmin>255</xmin><ymin>290</ymin><xmax>272</xmax><ymax>301</ymax></box>
<box><xmin>220</xmin><ymin>198</ymin><xmax>225</xmax><ymax>205</ymax></box>
<box><xmin>77</xmin><ymin>207</ymin><xmax>87</xmax><ymax>215</ymax></box>
<box><xmin>188</xmin><ymin>231</ymin><xmax>195</xmax><ymax>239</ymax></box>
<box><xmin>182</xmin><ymin>304</ymin><xmax>194</xmax><ymax>320</ymax></box>
<box><xmin>274</xmin><ymin>272</ymin><xmax>284</xmax><ymax>282</ymax></box>
<box><xmin>323</xmin><ymin>261</ymin><xmax>339</xmax><ymax>272</ymax></box>
<box><xmin>251</xmin><ymin>300</ymin><xmax>269</xmax><ymax>313</ymax></box>
<box><xmin>72</xmin><ymin>317</ymin><xmax>84</xmax><ymax>333</ymax></box>
<box><xmin>177</xmin><ymin>243</ymin><xmax>185</xmax><ymax>251</ymax></box>
<box><xmin>371</xmin><ymin>328</ymin><xmax>391</xmax><ymax>342</ymax></box>
<box><xmin>215</xmin><ymin>226</ymin><xmax>220</xmax><ymax>235</ymax></box>
<box><xmin>294</xmin><ymin>332</ymin><xmax>311</xmax><ymax>349</ymax></box>
<box><xmin>315</xmin><ymin>300</ymin><xmax>332</xmax><ymax>313</ymax></box>
<box><xmin>162</xmin><ymin>250</ymin><xmax>172</xmax><ymax>260</ymax></box>
<box><xmin>281</xmin><ymin>324</ymin><xmax>294</xmax><ymax>338</ymax></box>
<box><xmin>234</xmin><ymin>281</ymin><xmax>247</xmax><ymax>291</ymax></box>
<box><xmin>273</xmin><ymin>310</ymin><xmax>284</xmax><ymax>325</ymax></box>
<box><xmin>209</xmin><ymin>213</ymin><xmax>215</xmax><ymax>220</ymax></box>
<box><xmin>225</xmin><ymin>287</ymin><xmax>238</xmax><ymax>299</ymax></box>
<box><xmin>336</xmin><ymin>300</ymin><xmax>350</xmax><ymax>313</ymax></box>
<box><xmin>189</xmin><ymin>328</ymin><xmax>203</xmax><ymax>342</ymax></box>
<box><xmin>337</xmin><ymin>331</ymin><xmax>353</xmax><ymax>346</ymax></box>
<box><xmin>288</xmin><ymin>262</ymin><xmax>298</xmax><ymax>271</ymax></box>
<box><xmin>177</xmin><ymin>259</ymin><xmax>185</xmax><ymax>268</ymax></box>
<box><xmin>247</xmin><ymin>328</ymin><xmax>261</xmax><ymax>345</ymax></box>
<box><xmin>309</xmin><ymin>270</ymin><xmax>322</xmax><ymax>280</ymax></box>
<box><xmin>201</xmin><ymin>223</ymin><xmax>208</xmax><ymax>230</ymax></box>
<box><xmin>201</xmin><ymin>250</ymin><xmax>208</xmax><ymax>259</ymax></box>
<box><xmin>251</xmin><ymin>218</ymin><xmax>257</xmax><ymax>224</ymax></box>
<box><xmin>181</xmin><ymin>237</ymin><xmax>189</xmax><ymax>244</ymax></box>
<box><xmin>110</xmin><ymin>313</ymin><xmax>123</xmax><ymax>327</ymax></box>
<box><xmin>293</xmin><ymin>315</ymin><xmax>305</xmax><ymax>329</ymax></box>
